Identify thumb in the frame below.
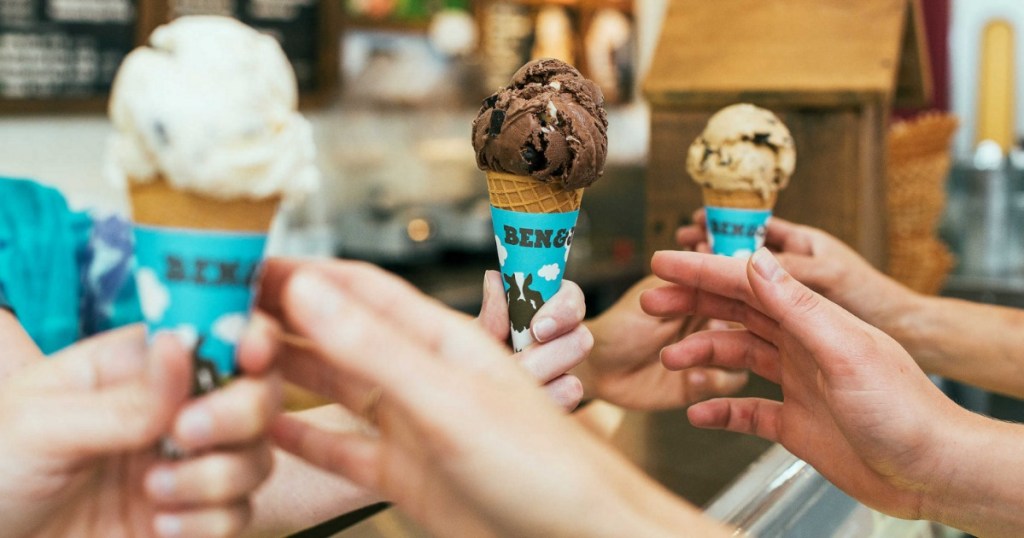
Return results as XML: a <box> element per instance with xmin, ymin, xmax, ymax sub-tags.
<box><xmin>39</xmin><ymin>333</ymin><xmax>192</xmax><ymax>458</ymax></box>
<box><xmin>746</xmin><ymin>248</ymin><xmax>853</xmax><ymax>362</ymax></box>
<box><xmin>476</xmin><ymin>270</ymin><xmax>510</xmax><ymax>340</ymax></box>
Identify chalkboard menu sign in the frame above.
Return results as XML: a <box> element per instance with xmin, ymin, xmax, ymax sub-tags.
<box><xmin>0</xmin><ymin>0</ymin><xmax>337</xmax><ymax>112</ymax></box>
<box><xmin>167</xmin><ymin>0</ymin><xmax>338</xmax><ymax>101</ymax></box>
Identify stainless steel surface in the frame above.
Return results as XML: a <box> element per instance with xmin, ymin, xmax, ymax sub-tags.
<box><xmin>705</xmin><ymin>445</ymin><xmax>953</xmax><ymax>538</ymax></box>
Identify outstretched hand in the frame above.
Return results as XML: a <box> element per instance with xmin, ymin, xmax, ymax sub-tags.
<box><xmin>641</xmin><ymin>249</ymin><xmax>966</xmax><ymax>520</ymax></box>
<box><xmin>578</xmin><ymin>274</ymin><xmax>748</xmax><ymax>410</ymax></box>
<box><xmin>676</xmin><ymin>209</ymin><xmax>918</xmax><ymax>335</ymax></box>
<box><xmin>266</xmin><ymin>260</ymin><xmax>731</xmax><ymax>538</ymax></box>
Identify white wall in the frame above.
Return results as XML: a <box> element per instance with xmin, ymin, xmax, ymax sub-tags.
<box><xmin>0</xmin><ymin>115</ymin><xmax>122</xmax><ymax>211</ymax></box>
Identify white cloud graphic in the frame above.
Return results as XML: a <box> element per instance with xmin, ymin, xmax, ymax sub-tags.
<box><xmin>212</xmin><ymin>313</ymin><xmax>248</xmax><ymax>344</ymax></box>
<box><xmin>168</xmin><ymin>324</ymin><xmax>199</xmax><ymax>349</ymax></box>
<box><xmin>136</xmin><ymin>268</ymin><xmax>170</xmax><ymax>323</ymax></box>
<box><xmin>494</xmin><ymin>235</ymin><xmax>508</xmax><ymax>266</ymax></box>
<box><xmin>538</xmin><ymin>263</ymin><xmax>561</xmax><ymax>281</ymax></box>
<box><xmin>731</xmin><ymin>249</ymin><xmax>753</xmax><ymax>259</ymax></box>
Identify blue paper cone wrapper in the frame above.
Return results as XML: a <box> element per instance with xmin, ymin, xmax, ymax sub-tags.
<box><xmin>705</xmin><ymin>206</ymin><xmax>771</xmax><ymax>259</ymax></box>
<box><xmin>133</xmin><ymin>225</ymin><xmax>267</xmax><ymax>395</ymax></box>
<box><xmin>491</xmin><ymin>206</ymin><xmax>579</xmax><ymax>352</ymax></box>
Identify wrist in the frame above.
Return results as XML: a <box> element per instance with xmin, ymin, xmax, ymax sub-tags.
<box><xmin>918</xmin><ymin>410</ymin><xmax>1024</xmax><ymax>535</ymax></box>
<box><xmin>881</xmin><ymin>288</ymin><xmax>932</xmax><ymax>362</ymax></box>
<box><xmin>593</xmin><ymin>471</ymin><xmax>731</xmax><ymax>538</ymax></box>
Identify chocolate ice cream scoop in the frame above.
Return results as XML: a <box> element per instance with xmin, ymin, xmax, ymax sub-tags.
<box><xmin>472</xmin><ymin>58</ymin><xmax>608</xmax><ymax>190</ymax></box>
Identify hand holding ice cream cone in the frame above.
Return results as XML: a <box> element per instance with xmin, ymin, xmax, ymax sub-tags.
<box><xmin>473</xmin><ymin>58</ymin><xmax>607</xmax><ymax>352</ymax></box>
<box><xmin>686</xmin><ymin>103</ymin><xmax>795</xmax><ymax>257</ymax></box>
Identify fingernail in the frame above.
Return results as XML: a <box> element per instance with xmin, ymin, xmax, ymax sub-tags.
<box><xmin>751</xmin><ymin>248</ymin><xmax>784</xmax><ymax>282</ymax></box>
<box><xmin>532</xmin><ymin>317</ymin><xmax>557</xmax><ymax>342</ymax></box>
<box><xmin>481</xmin><ymin>272</ymin><xmax>491</xmax><ymax>304</ymax></box>
<box><xmin>689</xmin><ymin>370</ymin><xmax>707</xmax><ymax>388</ymax></box>
<box><xmin>147</xmin><ymin>467</ymin><xmax>176</xmax><ymax>498</ymax></box>
<box><xmin>178</xmin><ymin>407</ymin><xmax>213</xmax><ymax>444</ymax></box>
<box><xmin>154</xmin><ymin>514</ymin><xmax>182</xmax><ymax>537</ymax></box>
<box><xmin>707</xmin><ymin>319</ymin><xmax>729</xmax><ymax>331</ymax></box>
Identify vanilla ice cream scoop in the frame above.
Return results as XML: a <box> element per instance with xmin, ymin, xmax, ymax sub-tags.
<box><xmin>108</xmin><ymin>16</ymin><xmax>318</xmax><ymax>200</ymax></box>
<box><xmin>686</xmin><ymin>103</ymin><xmax>795</xmax><ymax>200</ymax></box>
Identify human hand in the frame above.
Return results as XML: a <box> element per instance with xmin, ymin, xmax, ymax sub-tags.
<box><xmin>676</xmin><ymin>209</ymin><xmax>920</xmax><ymax>335</ymax></box>
<box><xmin>578</xmin><ymin>274</ymin><xmax>747</xmax><ymax>410</ymax></box>
<box><xmin>267</xmin><ymin>260</ymin><xmax>731</xmax><ymax>538</ymax></box>
<box><xmin>0</xmin><ymin>320</ymin><xmax>280</xmax><ymax>538</ymax></box>
<box><xmin>477</xmin><ymin>270</ymin><xmax>588</xmax><ymax>410</ymax></box>
<box><xmin>641</xmin><ymin>249</ymin><xmax>966</xmax><ymax>519</ymax></box>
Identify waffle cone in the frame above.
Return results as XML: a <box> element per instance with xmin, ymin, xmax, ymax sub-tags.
<box><xmin>702</xmin><ymin>188</ymin><xmax>776</xmax><ymax>210</ymax></box>
<box><xmin>487</xmin><ymin>171</ymin><xmax>582</xmax><ymax>213</ymax></box>
<box><xmin>129</xmin><ymin>178</ymin><xmax>279</xmax><ymax>232</ymax></box>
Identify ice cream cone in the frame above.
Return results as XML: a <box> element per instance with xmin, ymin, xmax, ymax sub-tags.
<box><xmin>129</xmin><ymin>177</ymin><xmax>280</xmax><ymax>232</ymax></box>
<box><xmin>129</xmin><ymin>176</ymin><xmax>279</xmax><ymax>398</ymax></box>
<box><xmin>487</xmin><ymin>171</ymin><xmax>583</xmax><ymax>214</ymax></box>
<box><xmin>700</xmin><ymin>188</ymin><xmax>776</xmax><ymax>258</ymax></box>
<box><xmin>702</xmin><ymin>187</ymin><xmax>777</xmax><ymax>210</ymax></box>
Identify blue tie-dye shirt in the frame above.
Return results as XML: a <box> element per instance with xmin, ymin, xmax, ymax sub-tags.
<box><xmin>78</xmin><ymin>213</ymin><xmax>141</xmax><ymax>336</ymax></box>
<box><xmin>0</xmin><ymin>177</ymin><xmax>140</xmax><ymax>353</ymax></box>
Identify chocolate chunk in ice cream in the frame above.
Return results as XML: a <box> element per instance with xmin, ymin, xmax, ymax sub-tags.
<box><xmin>472</xmin><ymin>58</ymin><xmax>608</xmax><ymax>190</ymax></box>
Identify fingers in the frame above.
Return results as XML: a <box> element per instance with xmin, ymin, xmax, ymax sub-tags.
<box><xmin>639</xmin><ymin>285</ymin><xmax>778</xmax><ymax>341</ymax></box>
<box><xmin>235</xmin><ymin>312</ymin><xmax>281</xmax><ymax>376</ymax></box>
<box><xmin>283</xmin><ymin>264</ymin><xmax>505</xmax><ymax>389</ymax></box>
<box><xmin>270</xmin><ymin>414</ymin><xmax>380</xmax><ymax>491</ymax></box>
<box><xmin>257</xmin><ymin>257</ymin><xmax>312</xmax><ymax>320</ymax></box>
<box><xmin>684</xmin><ymin>368</ymin><xmax>749</xmax><ymax>403</ymax></box>
<box><xmin>293</xmin><ymin>261</ymin><xmax>477</xmax><ymax>357</ymax></box>
<box><xmin>517</xmin><ymin>325</ymin><xmax>592</xmax><ymax>384</ymax></box>
<box><xmin>276</xmin><ymin>336</ymin><xmax>378</xmax><ymax>414</ymax></box>
<box><xmin>146</xmin><ymin>442</ymin><xmax>274</xmax><ymax>506</ymax></box>
<box><xmin>542</xmin><ymin>374</ymin><xmax>584</xmax><ymax>411</ymax></box>
<box><xmin>531</xmin><ymin>279</ymin><xmax>586</xmax><ymax>343</ymax></box>
<box><xmin>171</xmin><ymin>373</ymin><xmax>282</xmax><ymax>452</ymax></box>
<box><xmin>662</xmin><ymin>329</ymin><xmax>782</xmax><ymax>384</ymax></box>
<box><xmin>687</xmin><ymin>397</ymin><xmax>782</xmax><ymax>442</ymax></box>
<box><xmin>476</xmin><ymin>270</ymin><xmax>509</xmax><ymax>340</ymax></box>
<box><xmin>675</xmin><ymin>224</ymin><xmax>706</xmax><ymax>250</ymax></box>
<box><xmin>33</xmin><ymin>332</ymin><xmax>191</xmax><ymax>457</ymax></box>
<box><xmin>746</xmin><ymin>249</ymin><xmax>868</xmax><ymax>372</ymax></box>
<box><xmin>763</xmin><ymin>216</ymin><xmax>814</xmax><ymax>254</ymax></box>
<box><xmin>153</xmin><ymin>502</ymin><xmax>252</xmax><ymax>538</ymax></box>
<box><xmin>650</xmin><ymin>250</ymin><xmax>756</xmax><ymax>305</ymax></box>
<box><xmin>27</xmin><ymin>325</ymin><xmax>148</xmax><ymax>391</ymax></box>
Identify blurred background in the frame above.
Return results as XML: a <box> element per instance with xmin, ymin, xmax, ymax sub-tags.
<box><xmin>1</xmin><ymin>0</ymin><xmax>1023</xmax><ymax>536</ymax></box>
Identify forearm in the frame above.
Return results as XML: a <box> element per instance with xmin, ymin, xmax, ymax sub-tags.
<box><xmin>584</xmin><ymin>446</ymin><xmax>733</xmax><ymax>538</ymax></box>
<box><xmin>246</xmin><ymin>449</ymin><xmax>381</xmax><ymax>537</ymax></box>
<box><xmin>894</xmin><ymin>295</ymin><xmax>1024</xmax><ymax>398</ymax></box>
<box><xmin>922</xmin><ymin>412</ymin><xmax>1024</xmax><ymax>537</ymax></box>
<box><xmin>245</xmin><ymin>405</ymin><xmax>382</xmax><ymax>537</ymax></box>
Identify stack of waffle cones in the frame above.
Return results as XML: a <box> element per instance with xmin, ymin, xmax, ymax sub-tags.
<box><xmin>487</xmin><ymin>171</ymin><xmax>582</xmax><ymax>213</ymax></box>
<box><xmin>885</xmin><ymin>113</ymin><xmax>959</xmax><ymax>295</ymax></box>
<box><xmin>129</xmin><ymin>177</ymin><xmax>279</xmax><ymax>232</ymax></box>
